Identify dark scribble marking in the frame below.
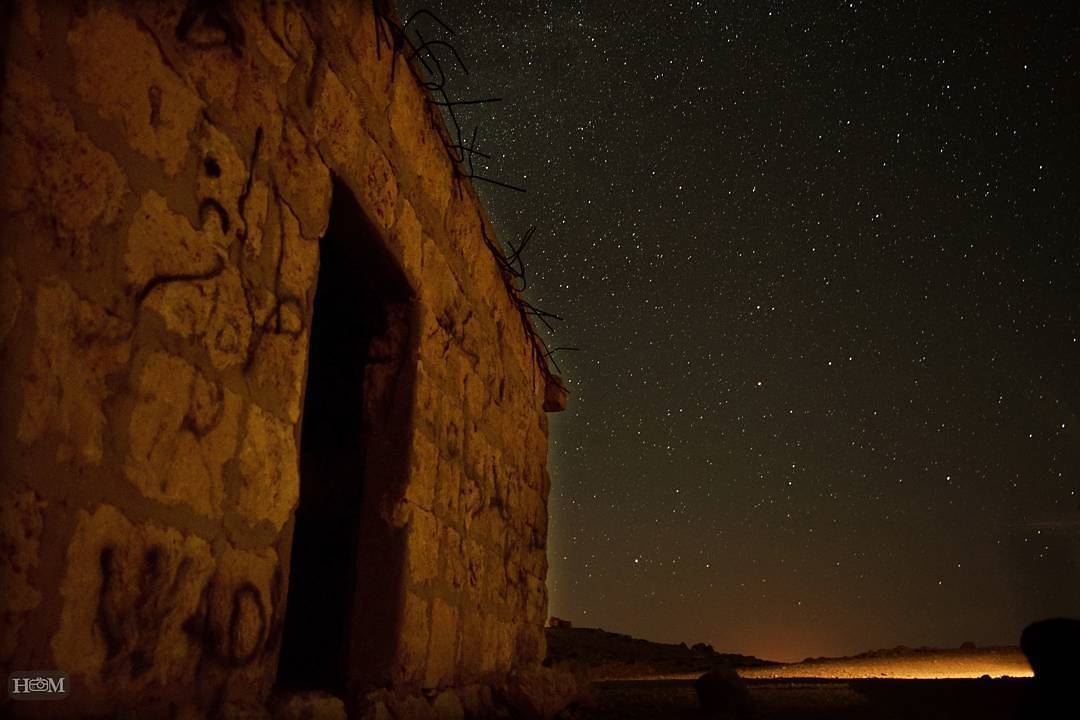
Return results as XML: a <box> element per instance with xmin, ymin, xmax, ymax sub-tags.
<box><xmin>203</xmin><ymin>156</ymin><xmax>222</xmax><ymax>178</ymax></box>
<box><xmin>176</xmin><ymin>0</ymin><xmax>246</xmax><ymax>57</ymax></box>
<box><xmin>198</xmin><ymin>198</ymin><xmax>230</xmax><ymax>235</ymax></box>
<box><xmin>97</xmin><ymin>546</ymin><xmax>125</xmax><ymax>660</ymax></box>
<box><xmin>226</xmin><ymin>582</ymin><xmax>267</xmax><ymax>666</ymax></box>
<box><xmin>236</xmin><ymin>126</ymin><xmax>264</xmax><ymax>245</ymax></box>
<box><xmin>135</xmin><ymin>255</ymin><xmax>226</xmax><ymax>306</ymax></box>
<box><xmin>148</xmin><ymin>86</ymin><xmax>162</xmax><ymax>128</ymax></box>
<box><xmin>275</xmin><ymin>297</ymin><xmax>306</xmax><ymax>337</ymax></box>
<box><xmin>306</xmin><ymin>40</ymin><xmax>326</xmax><ymax>109</ymax></box>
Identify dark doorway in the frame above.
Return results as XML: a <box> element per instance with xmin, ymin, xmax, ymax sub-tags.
<box><xmin>277</xmin><ymin>180</ymin><xmax>411</xmax><ymax>693</ymax></box>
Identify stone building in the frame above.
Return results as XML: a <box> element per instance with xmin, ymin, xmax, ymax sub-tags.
<box><xmin>0</xmin><ymin>1</ymin><xmax>567</xmax><ymax>717</ymax></box>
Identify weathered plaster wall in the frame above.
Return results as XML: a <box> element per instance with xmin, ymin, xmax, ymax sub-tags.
<box><xmin>0</xmin><ymin>1</ymin><xmax>557</xmax><ymax>717</ymax></box>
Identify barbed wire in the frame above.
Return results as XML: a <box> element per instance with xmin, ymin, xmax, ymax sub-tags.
<box><xmin>374</xmin><ymin>5</ymin><xmax>577</xmax><ymax>377</ymax></box>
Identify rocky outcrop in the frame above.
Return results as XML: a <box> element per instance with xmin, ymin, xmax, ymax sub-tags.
<box><xmin>504</xmin><ymin>666</ymin><xmax>582</xmax><ymax>720</ymax></box>
<box><xmin>545</xmin><ymin>626</ymin><xmax>775</xmax><ymax>680</ymax></box>
<box><xmin>1018</xmin><ymin>618</ymin><xmax>1080</xmax><ymax>719</ymax></box>
<box><xmin>694</xmin><ymin>667</ymin><xmax>756</xmax><ymax>719</ymax></box>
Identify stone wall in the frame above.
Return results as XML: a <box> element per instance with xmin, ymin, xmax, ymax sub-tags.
<box><xmin>0</xmin><ymin>1</ymin><xmax>560</xmax><ymax>717</ymax></box>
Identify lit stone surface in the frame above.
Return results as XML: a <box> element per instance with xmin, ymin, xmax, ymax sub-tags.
<box><xmin>0</xmin><ymin>64</ymin><xmax>127</xmax><ymax>267</ymax></box>
<box><xmin>125</xmin><ymin>352</ymin><xmax>241</xmax><ymax>518</ymax></box>
<box><xmin>204</xmin><ymin>545</ymin><xmax>280</xmax><ymax>685</ymax></box>
<box><xmin>17</xmin><ymin>280</ymin><xmax>131</xmax><ymax>465</ymax></box>
<box><xmin>1</xmin><ymin>1</ymin><xmax>560</xmax><ymax>716</ymax></box>
<box><xmin>275</xmin><ymin>119</ymin><xmax>332</xmax><ymax>239</ymax></box>
<box><xmin>125</xmin><ymin>190</ymin><xmax>226</xmax><ymax>294</ymax></box>
<box><xmin>0</xmin><ymin>489</ymin><xmax>46</xmax><ymax>663</ymax></box>
<box><xmin>236</xmin><ymin>403</ymin><xmax>299</xmax><ymax>532</ymax></box>
<box><xmin>51</xmin><ymin>504</ymin><xmax>214</xmax><ymax>692</ymax></box>
<box><xmin>144</xmin><ymin>266</ymin><xmax>253</xmax><ymax>371</ymax></box>
<box><xmin>68</xmin><ymin>6</ymin><xmax>202</xmax><ymax>176</ymax></box>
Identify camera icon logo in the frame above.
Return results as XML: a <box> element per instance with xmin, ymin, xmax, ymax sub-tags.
<box><xmin>8</xmin><ymin>671</ymin><xmax>69</xmax><ymax>700</ymax></box>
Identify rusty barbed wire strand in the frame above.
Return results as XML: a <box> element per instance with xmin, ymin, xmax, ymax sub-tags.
<box><xmin>373</xmin><ymin>6</ymin><xmax>572</xmax><ymax>377</ymax></box>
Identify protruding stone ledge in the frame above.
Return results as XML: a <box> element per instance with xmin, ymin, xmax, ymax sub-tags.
<box><xmin>543</xmin><ymin>375</ymin><xmax>568</xmax><ymax>413</ymax></box>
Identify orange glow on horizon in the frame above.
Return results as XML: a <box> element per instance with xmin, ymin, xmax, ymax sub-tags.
<box><xmin>738</xmin><ymin>649</ymin><xmax>1033</xmax><ymax>680</ymax></box>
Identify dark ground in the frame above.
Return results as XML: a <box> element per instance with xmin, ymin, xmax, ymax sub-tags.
<box><xmin>570</xmin><ymin>677</ymin><xmax>1030</xmax><ymax>720</ymax></box>
<box><xmin>545</xmin><ymin>626</ymin><xmax>776</xmax><ymax>679</ymax></box>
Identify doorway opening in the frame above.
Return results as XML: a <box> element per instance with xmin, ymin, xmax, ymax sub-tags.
<box><xmin>277</xmin><ymin>179</ymin><xmax>413</xmax><ymax>693</ymax></box>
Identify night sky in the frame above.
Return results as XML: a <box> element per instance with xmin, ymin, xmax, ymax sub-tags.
<box><xmin>398</xmin><ymin>1</ymin><xmax>1080</xmax><ymax>661</ymax></box>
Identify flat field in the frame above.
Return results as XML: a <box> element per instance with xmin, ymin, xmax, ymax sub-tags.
<box><xmin>571</xmin><ymin>650</ymin><xmax>1033</xmax><ymax>719</ymax></box>
<box><xmin>575</xmin><ymin>677</ymin><xmax>1030</xmax><ymax>719</ymax></box>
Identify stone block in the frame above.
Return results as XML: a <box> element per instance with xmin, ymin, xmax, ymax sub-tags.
<box><xmin>494</xmin><ymin>621</ymin><xmax>515</xmax><ymax>674</ymax></box>
<box><xmin>203</xmin><ymin>546</ymin><xmax>279</xmax><ymax>675</ymax></box>
<box><xmin>387</xmin><ymin>694</ymin><xmax>435</xmax><ymax>720</ymax></box>
<box><xmin>125</xmin><ymin>352</ymin><xmax>241</xmax><ymax>519</ymax></box>
<box><xmin>17</xmin><ymin>279</ymin><xmax>131</xmax><ymax>465</ymax></box>
<box><xmin>51</xmin><ymin>504</ymin><xmax>214</xmax><ymax>694</ymax></box>
<box><xmin>443</xmin><ymin>526</ymin><xmax>466</xmax><ymax>592</ymax></box>
<box><xmin>505</xmin><ymin>666</ymin><xmax>580</xmax><ymax>720</ymax></box>
<box><xmin>68</xmin><ymin>6</ymin><xmax>202</xmax><ymax>176</ymax></box>
<box><xmin>393</xmin><ymin>199</ymin><xmax>424</xmax><ymax>289</ymax></box>
<box><xmin>462</xmin><ymin>429</ymin><xmax>489</xmax><ymax>484</ymax></box>
<box><xmin>405</xmin><ymin>506</ymin><xmax>439</xmax><ymax>584</ymax></box>
<box><xmin>434</xmin><ymin>454</ymin><xmax>462</xmax><ymax>518</ymax></box>
<box><xmin>130</xmin><ymin>3</ymin><xmax>243</xmax><ymax>110</ymax></box>
<box><xmin>218</xmin><ymin>701</ymin><xmax>273</xmax><ymax>720</ymax></box>
<box><xmin>525</xmin><ymin>575</ymin><xmax>547</xmax><ymax>624</ymax></box>
<box><xmin>145</xmin><ymin>265</ymin><xmax>253</xmax><ymax>371</ymax></box>
<box><xmin>0</xmin><ymin>64</ymin><xmax>127</xmax><ymax>268</ymax></box>
<box><xmin>471</xmin><ymin>510</ymin><xmax>504</xmax><ymax>552</ymax></box>
<box><xmin>523</xmin><ymin>546</ymin><xmax>548</xmax><ymax>582</ymax></box>
<box><xmin>440</xmin><ymin>401</ymin><xmax>465</xmax><ymax>462</ymax></box>
<box><xmin>432</xmin><ymin>690</ymin><xmax>464</xmax><ymax>720</ymax></box>
<box><xmin>274</xmin><ymin>119</ymin><xmax>332</xmax><ymax>239</ymax></box>
<box><xmin>458</xmin><ymin>683</ymin><xmax>494</xmax><ymax>718</ymax></box>
<box><xmin>463</xmin><ymin>374</ymin><xmax>489</xmax><ymax>420</ymax></box>
<box><xmin>196</xmin><ymin>124</ymin><xmax>250</xmax><ymax>238</ymax></box>
<box><xmin>276</xmin><ymin>200</ymin><xmax>319</xmax><ymax>301</ymax></box>
<box><xmin>459</xmin><ymin>608</ymin><xmax>498</xmax><ymax>681</ymax></box>
<box><xmin>0</xmin><ymin>489</ymin><xmax>47</xmax><ymax>663</ymax></box>
<box><xmin>424</xmin><ymin>598</ymin><xmax>459</xmax><ymax>689</ymax></box>
<box><xmin>394</xmin><ymin>590</ymin><xmax>430</xmax><ymax>685</ymax></box>
<box><xmin>238</xmin><ymin>180</ymin><xmax>277</xmax><ymax>288</ymax></box>
<box><xmin>272</xmin><ymin>691</ymin><xmax>346</xmax><ymax>720</ymax></box>
<box><xmin>236</xmin><ymin>2</ymin><xmax>297</xmax><ymax>82</ymax></box>
<box><xmin>347</xmin><ymin>3</ymin><xmax>392</xmax><ymax>99</ymax></box>
<box><xmin>319</xmin><ymin>107</ymin><xmax>399</xmax><ymax>235</ymax></box>
<box><xmin>388</xmin><ymin>75</ymin><xmax>451</xmax><ymax>221</ymax></box>
<box><xmin>235</xmin><ymin>403</ymin><xmax>299</xmax><ymax>531</ymax></box>
<box><xmin>460</xmin><ymin>476</ymin><xmax>484</xmax><ymax>530</ymax></box>
<box><xmin>416</xmin><ymin>241</ymin><xmax>461</xmax><ymax>317</ymax></box>
<box><xmin>405</xmin><ymin>431</ymin><xmax>439</xmax><ymax>512</ymax></box>
<box><xmin>247</xmin><ymin>331</ymin><xmax>309</xmax><ymax>424</ymax></box>
<box><xmin>358</xmin><ymin>700</ymin><xmax>393</xmax><ymax>720</ymax></box>
<box><xmin>543</xmin><ymin>375</ymin><xmax>568</xmax><ymax>413</ymax></box>
<box><xmin>261</xmin><ymin>0</ymin><xmax>309</xmax><ymax>62</ymax></box>
<box><xmin>313</xmin><ymin>67</ymin><xmax>366</xmax><ymax>167</ymax></box>
<box><xmin>464</xmin><ymin>540</ymin><xmax>486</xmax><ymax>593</ymax></box>
<box><xmin>514</xmin><ymin>625</ymin><xmax>546</xmax><ymax>666</ymax></box>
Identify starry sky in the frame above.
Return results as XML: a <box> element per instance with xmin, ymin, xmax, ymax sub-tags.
<box><xmin>397</xmin><ymin>0</ymin><xmax>1080</xmax><ymax>662</ymax></box>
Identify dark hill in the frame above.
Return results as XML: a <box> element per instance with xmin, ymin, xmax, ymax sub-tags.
<box><xmin>545</xmin><ymin>626</ymin><xmax>779</xmax><ymax>680</ymax></box>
